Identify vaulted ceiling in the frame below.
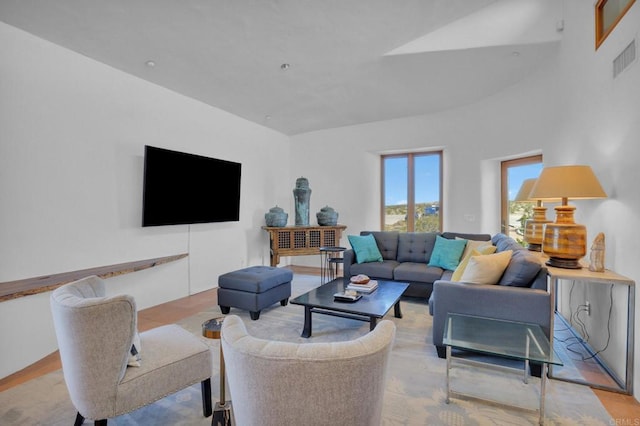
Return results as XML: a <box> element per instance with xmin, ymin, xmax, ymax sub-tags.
<box><xmin>0</xmin><ymin>0</ymin><xmax>563</xmax><ymax>135</ymax></box>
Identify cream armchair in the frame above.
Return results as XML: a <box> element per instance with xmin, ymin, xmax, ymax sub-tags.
<box><xmin>50</xmin><ymin>275</ymin><xmax>213</xmax><ymax>425</ymax></box>
<box><xmin>221</xmin><ymin>314</ymin><xmax>396</xmax><ymax>426</ymax></box>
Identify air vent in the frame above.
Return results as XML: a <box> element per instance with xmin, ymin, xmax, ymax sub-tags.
<box><xmin>613</xmin><ymin>39</ymin><xmax>636</xmax><ymax>78</ymax></box>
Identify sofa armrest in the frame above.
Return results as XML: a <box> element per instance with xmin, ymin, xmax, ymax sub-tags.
<box><xmin>431</xmin><ymin>280</ymin><xmax>552</xmax><ymax>348</ymax></box>
<box><xmin>343</xmin><ymin>249</ymin><xmax>356</xmax><ymax>279</ymax></box>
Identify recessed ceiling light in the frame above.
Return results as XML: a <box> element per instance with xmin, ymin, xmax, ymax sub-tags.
<box><xmin>145</xmin><ymin>60</ymin><xmax>156</xmax><ymax>67</ymax></box>
<box><xmin>280</xmin><ymin>63</ymin><xmax>290</xmax><ymax>70</ymax></box>
<box><xmin>511</xmin><ymin>51</ymin><xmax>520</xmax><ymax>57</ymax></box>
<box><xmin>265</xmin><ymin>115</ymin><xmax>272</xmax><ymax>121</ymax></box>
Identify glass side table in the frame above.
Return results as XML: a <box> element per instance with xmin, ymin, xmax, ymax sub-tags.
<box><xmin>443</xmin><ymin>313</ymin><xmax>562</xmax><ymax>425</ymax></box>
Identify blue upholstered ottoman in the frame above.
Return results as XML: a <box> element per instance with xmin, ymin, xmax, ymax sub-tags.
<box><xmin>218</xmin><ymin>266</ymin><xmax>293</xmax><ymax>320</ymax></box>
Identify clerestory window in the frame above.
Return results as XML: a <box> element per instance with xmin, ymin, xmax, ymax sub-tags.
<box><xmin>596</xmin><ymin>0</ymin><xmax>636</xmax><ymax>49</ymax></box>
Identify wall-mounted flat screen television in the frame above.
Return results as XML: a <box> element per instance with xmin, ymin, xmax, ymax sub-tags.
<box><xmin>142</xmin><ymin>145</ymin><xmax>241</xmax><ymax>226</ymax></box>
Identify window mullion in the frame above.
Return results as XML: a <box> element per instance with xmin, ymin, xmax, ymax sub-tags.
<box><xmin>407</xmin><ymin>154</ymin><xmax>415</xmax><ymax>231</ymax></box>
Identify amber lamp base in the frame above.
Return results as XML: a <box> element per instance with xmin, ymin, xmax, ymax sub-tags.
<box><xmin>542</xmin><ymin>205</ymin><xmax>586</xmax><ymax>269</ymax></box>
<box><xmin>524</xmin><ymin>206</ymin><xmax>552</xmax><ymax>252</ymax></box>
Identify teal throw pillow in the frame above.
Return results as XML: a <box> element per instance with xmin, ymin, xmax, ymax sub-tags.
<box><xmin>348</xmin><ymin>234</ymin><xmax>383</xmax><ymax>264</ymax></box>
<box><xmin>428</xmin><ymin>235</ymin><xmax>467</xmax><ymax>270</ymax></box>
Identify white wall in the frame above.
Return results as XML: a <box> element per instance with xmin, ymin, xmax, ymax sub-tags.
<box><xmin>291</xmin><ymin>1</ymin><xmax>640</xmax><ymax>396</ymax></box>
<box><xmin>290</xmin><ymin>62</ymin><xmax>562</xmax><ymax>238</ymax></box>
<box><xmin>549</xmin><ymin>0</ymin><xmax>640</xmax><ymax>388</ymax></box>
<box><xmin>0</xmin><ymin>22</ymin><xmax>290</xmax><ymax>378</ymax></box>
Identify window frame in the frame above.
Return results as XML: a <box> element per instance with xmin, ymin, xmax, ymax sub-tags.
<box><xmin>500</xmin><ymin>154</ymin><xmax>543</xmax><ymax>238</ymax></box>
<box><xmin>380</xmin><ymin>151</ymin><xmax>443</xmax><ymax>232</ymax></box>
<box><xmin>595</xmin><ymin>0</ymin><xmax>636</xmax><ymax>49</ymax></box>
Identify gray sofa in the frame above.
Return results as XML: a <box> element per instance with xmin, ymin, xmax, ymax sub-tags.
<box><xmin>428</xmin><ymin>233</ymin><xmax>550</xmax><ymax>362</ymax></box>
<box><xmin>343</xmin><ymin>231</ymin><xmax>493</xmax><ymax>298</ymax></box>
<box><xmin>343</xmin><ymin>231</ymin><xmax>551</xmax><ymax>368</ymax></box>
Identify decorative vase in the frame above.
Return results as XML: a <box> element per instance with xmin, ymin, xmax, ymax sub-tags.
<box><xmin>264</xmin><ymin>205</ymin><xmax>288</xmax><ymax>227</ymax></box>
<box><xmin>316</xmin><ymin>205</ymin><xmax>338</xmax><ymax>226</ymax></box>
<box><xmin>293</xmin><ymin>177</ymin><xmax>311</xmax><ymax>226</ymax></box>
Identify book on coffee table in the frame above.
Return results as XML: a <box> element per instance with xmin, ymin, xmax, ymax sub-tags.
<box><xmin>347</xmin><ymin>280</ymin><xmax>378</xmax><ymax>293</ymax></box>
<box><xmin>333</xmin><ymin>292</ymin><xmax>362</xmax><ymax>302</ymax></box>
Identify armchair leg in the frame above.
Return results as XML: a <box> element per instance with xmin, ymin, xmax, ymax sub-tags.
<box><xmin>74</xmin><ymin>412</ymin><xmax>84</xmax><ymax>426</ymax></box>
<box><xmin>202</xmin><ymin>378</ymin><xmax>213</xmax><ymax>417</ymax></box>
<box><xmin>74</xmin><ymin>412</ymin><xmax>107</xmax><ymax>426</ymax></box>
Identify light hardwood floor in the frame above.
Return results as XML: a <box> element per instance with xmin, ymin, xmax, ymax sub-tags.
<box><xmin>1</xmin><ymin>266</ymin><xmax>639</xmax><ymax>422</ymax></box>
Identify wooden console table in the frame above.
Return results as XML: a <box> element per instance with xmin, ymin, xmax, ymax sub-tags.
<box><xmin>262</xmin><ymin>225</ymin><xmax>346</xmax><ymax>267</ymax></box>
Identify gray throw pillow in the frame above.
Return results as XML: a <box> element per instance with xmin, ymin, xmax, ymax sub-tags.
<box><xmin>498</xmin><ymin>250</ymin><xmax>542</xmax><ymax>287</ymax></box>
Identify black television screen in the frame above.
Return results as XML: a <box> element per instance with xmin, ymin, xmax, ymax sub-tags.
<box><xmin>142</xmin><ymin>145</ymin><xmax>241</xmax><ymax>226</ymax></box>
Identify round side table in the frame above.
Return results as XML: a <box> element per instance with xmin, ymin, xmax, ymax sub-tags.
<box><xmin>202</xmin><ymin>317</ymin><xmax>232</xmax><ymax>426</ymax></box>
<box><xmin>319</xmin><ymin>246</ymin><xmax>346</xmax><ymax>283</ymax></box>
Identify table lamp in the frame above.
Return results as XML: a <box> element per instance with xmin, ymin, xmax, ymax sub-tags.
<box><xmin>514</xmin><ymin>178</ymin><xmax>552</xmax><ymax>252</ymax></box>
<box><xmin>529</xmin><ymin>165</ymin><xmax>607</xmax><ymax>269</ymax></box>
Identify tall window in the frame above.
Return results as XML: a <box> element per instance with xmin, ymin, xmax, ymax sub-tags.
<box><xmin>500</xmin><ymin>155</ymin><xmax>543</xmax><ymax>244</ymax></box>
<box><xmin>381</xmin><ymin>152</ymin><xmax>442</xmax><ymax>232</ymax></box>
<box><xmin>596</xmin><ymin>0</ymin><xmax>636</xmax><ymax>49</ymax></box>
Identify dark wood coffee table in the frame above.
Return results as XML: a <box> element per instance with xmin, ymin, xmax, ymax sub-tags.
<box><xmin>290</xmin><ymin>278</ymin><xmax>409</xmax><ymax>337</ymax></box>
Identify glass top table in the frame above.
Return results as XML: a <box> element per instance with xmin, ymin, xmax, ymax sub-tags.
<box><xmin>443</xmin><ymin>313</ymin><xmax>563</xmax><ymax>366</ymax></box>
<box><xmin>443</xmin><ymin>313</ymin><xmax>562</xmax><ymax>425</ymax></box>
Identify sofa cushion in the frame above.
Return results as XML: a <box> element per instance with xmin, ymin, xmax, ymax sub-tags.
<box><xmin>442</xmin><ymin>232</ymin><xmax>492</xmax><ymax>242</ymax></box>
<box><xmin>491</xmin><ymin>233</ymin><xmax>523</xmax><ymax>253</ymax></box>
<box><xmin>348</xmin><ymin>234</ymin><xmax>383</xmax><ymax>264</ymax></box>
<box><xmin>350</xmin><ymin>260</ymin><xmax>398</xmax><ymax>280</ymax></box>
<box><xmin>397</xmin><ymin>232</ymin><xmax>438</xmax><ymax>263</ymax></box>
<box><xmin>362</xmin><ymin>231</ymin><xmax>399</xmax><ymax>261</ymax></box>
<box><xmin>498</xmin><ymin>249</ymin><xmax>543</xmax><ymax>287</ymax></box>
<box><xmin>451</xmin><ymin>245</ymin><xmax>497</xmax><ymax>282</ymax></box>
<box><xmin>457</xmin><ymin>238</ymin><xmax>495</xmax><ymax>260</ymax></box>
<box><xmin>427</xmin><ymin>236</ymin><xmax>467</xmax><ymax>270</ymax></box>
<box><xmin>393</xmin><ymin>262</ymin><xmax>444</xmax><ymax>284</ymax></box>
<box><xmin>440</xmin><ymin>270</ymin><xmax>454</xmax><ymax>281</ymax></box>
<box><xmin>460</xmin><ymin>250</ymin><xmax>512</xmax><ymax>285</ymax></box>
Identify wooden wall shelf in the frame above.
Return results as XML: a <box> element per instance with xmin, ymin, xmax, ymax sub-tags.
<box><xmin>0</xmin><ymin>253</ymin><xmax>188</xmax><ymax>302</ymax></box>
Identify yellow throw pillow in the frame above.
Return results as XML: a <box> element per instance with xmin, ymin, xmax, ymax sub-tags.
<box><xmin>451</xmin><ymin>244</ymin><xmax>497</xmax><ymax>282</ymax></box>
<box><xmin>456</xmin><ymin>238</ymin><xmax>492</xmax><ymax>260</ymax></box>
<box><xmin>459</xmin><ymin>250</ymin><xmax>512</xmax><ymax>285</ymax></box>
